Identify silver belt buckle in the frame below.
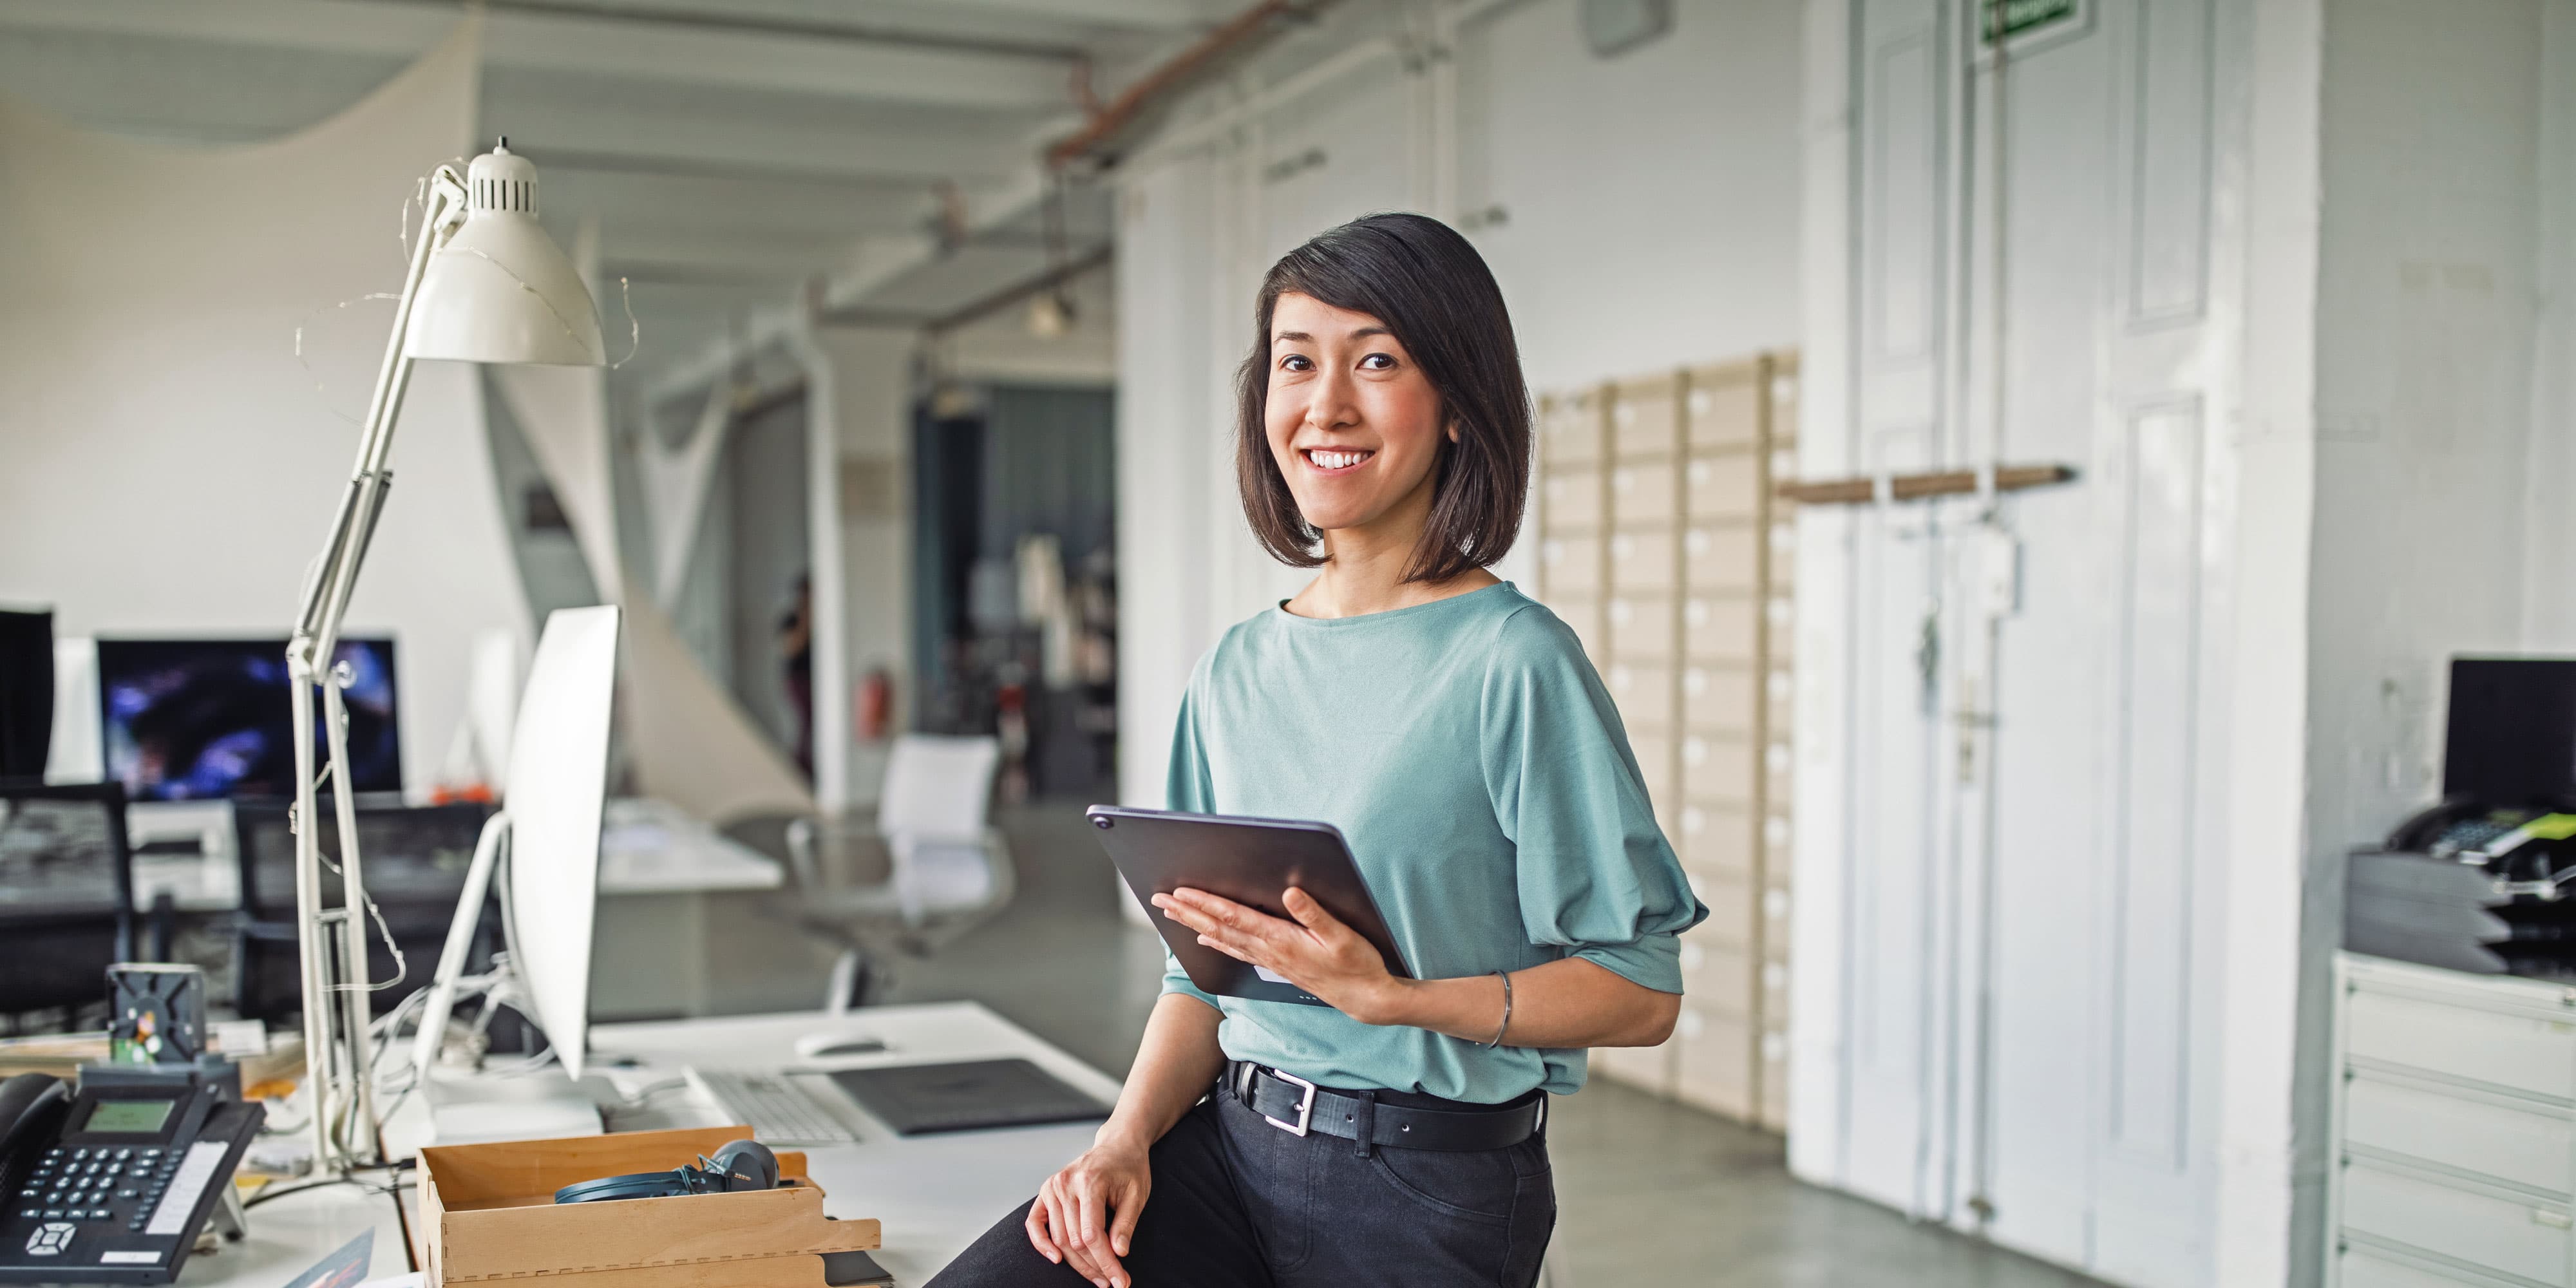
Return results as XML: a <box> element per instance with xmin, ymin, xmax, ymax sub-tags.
<box><xmin>1260</xmin><ymin>1068</ymin><xmax>1317</xmax><ymax>1137</ymax></box>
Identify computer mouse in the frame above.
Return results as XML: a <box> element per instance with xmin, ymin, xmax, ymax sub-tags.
<box><xmin>795</xmin><ymin>1032</ymin><xmax>889</xmax><ymax>1059</ymax></box>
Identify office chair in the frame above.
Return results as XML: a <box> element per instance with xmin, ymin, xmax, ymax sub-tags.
<box><xmin>228</xmin><ymin>798</ymin><xmax>497</xmax><ymax>1023</ymax></box>
<box><xmin>0</xmin><ymin>782</ymin><xmax>137</xmax><ymax>1028</ymax></box>
<box><xmin>780</xmin><ymin>735</ymin><xmax>1014</xmax><ymax>1010</ymax></box>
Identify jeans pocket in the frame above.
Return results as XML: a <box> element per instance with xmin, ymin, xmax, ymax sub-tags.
<box><xmin>1365</xmin><ymin>1146</ymin><xmax>1519</xmax><ymax>1226</ymax></box>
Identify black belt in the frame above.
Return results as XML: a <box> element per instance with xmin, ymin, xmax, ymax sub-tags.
<box><xmin>1227</xmin><ymin>1060</ymin><xmax>1545</xmax><ymax>1154</ymax></box>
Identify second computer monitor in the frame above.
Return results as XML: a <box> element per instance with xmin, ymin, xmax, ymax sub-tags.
<box><xmin>2445</xmin><ymin>657</ymin><xmax>2576</xmax><ymax>810</ymax></box>
<box><xmin>95</xmin><ymin>637</ymin><xmax>401</xmax><ymax>801</ymax></box>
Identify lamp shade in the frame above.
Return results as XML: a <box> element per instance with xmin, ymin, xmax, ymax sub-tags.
<box><xmin>405</xmin><ymin>144</ymin><xmax>605</xmax><ymax>366</ymax></box>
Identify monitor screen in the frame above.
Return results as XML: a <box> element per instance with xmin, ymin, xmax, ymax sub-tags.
<box><xmin>2444</xmin><ymin>658</ymin><xmax>2576</xmax><ymax>809</ymax></box>
<box><xmin>97</xmin><ymin>638</ymin><xmax>401</xmax><ymax>802</ymax></box>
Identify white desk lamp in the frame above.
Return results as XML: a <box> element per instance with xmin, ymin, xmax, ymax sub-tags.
<box><xmin>285</xmin><ymin>140</ymin><xmax>602</xmax><ymax>1172</ymax></box>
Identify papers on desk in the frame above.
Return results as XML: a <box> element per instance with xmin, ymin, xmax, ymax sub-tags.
<box><xmin>281</xmin><ymin>1232</ymin><xmax>373</xmax><ymax>1288</ymax></box>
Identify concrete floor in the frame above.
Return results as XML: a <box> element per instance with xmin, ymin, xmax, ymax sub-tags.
<box><xmin>828</xmin><ymin>802</ymin><xmax>2104</xmax><ymax>1287</ymax></box>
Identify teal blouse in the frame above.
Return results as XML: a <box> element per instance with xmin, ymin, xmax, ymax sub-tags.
<box><xmin>1160</xmin><ymin>582</ymin><xmax>1706</xmax><ymax>1101</ymax></box>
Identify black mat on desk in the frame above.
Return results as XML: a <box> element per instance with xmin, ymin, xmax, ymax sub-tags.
<box><xmin>828</xmin><ymin>1059</ymin><xmax>1108</xmax><ymax>1135</ymax></box>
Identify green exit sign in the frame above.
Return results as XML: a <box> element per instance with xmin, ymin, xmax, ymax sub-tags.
<box><xmin>1985</xmin><ymin>0</ymin><xmax>2076</xmax><ymax>43</ymax></box>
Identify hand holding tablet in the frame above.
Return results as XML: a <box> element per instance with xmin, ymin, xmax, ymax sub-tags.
<box><xmin>1087</xmin><ymin>806</ymin><xmax>1414</xmax><ymax>1010</ymax></box>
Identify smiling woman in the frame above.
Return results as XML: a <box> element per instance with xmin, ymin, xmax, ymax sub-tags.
<box><xmin>1237</xmin><ymin>214</ymin><xmax>1532</xmax><ymax>598</ymax></box>
<box><xmin>927</xmin><ymin>214</ymin><xmax>1706</xmax><ymax>1288</ymax></box>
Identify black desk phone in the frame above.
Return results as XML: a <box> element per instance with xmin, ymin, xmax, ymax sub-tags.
<box><xmin>0</xmin><ymin>1068</ymin><xmax>262</xmax><ymax>1284</ymax></box>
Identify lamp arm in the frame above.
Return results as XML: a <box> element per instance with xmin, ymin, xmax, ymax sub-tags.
<box><xmin>283</xmin><ymin>162</ymin><xmax>467</xmax><ymax>1173</ymax></box>
<box><xmin>290</xmin><ymin>164</ymin><xmax>471</xmax><ymax>660</ymax></box>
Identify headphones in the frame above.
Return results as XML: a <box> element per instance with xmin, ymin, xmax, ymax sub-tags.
<box><xmin>553</xmin><ymin>1138</ymin><xmax>781</xmax><ymax>1205</ymax></box>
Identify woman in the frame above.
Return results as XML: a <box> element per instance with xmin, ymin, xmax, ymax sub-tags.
<box><xmin>929</xmin><ymin>213</ymin><xmax>1704</xmax><ymax>1288</ymax></box>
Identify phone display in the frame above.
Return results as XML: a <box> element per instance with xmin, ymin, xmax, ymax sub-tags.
<box><xmin>76</xmin><ymin>1102</ymin><xmax>171</xmax><ymax>1136</ymax></box>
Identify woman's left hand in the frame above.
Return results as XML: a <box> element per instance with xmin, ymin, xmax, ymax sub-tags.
<box><xmin>1151</xmin><ymin>887</ymin><xmax>1406</xmax><ymax>1024</ymax></box>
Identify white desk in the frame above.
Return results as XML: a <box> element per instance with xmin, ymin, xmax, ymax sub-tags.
<box><xmin>181</xmin><ymin>1003</ymin><xmax>1107</xmax><ymax>1288</ymax></box>
<box><xmin>174</xmin><ymin>1182</ymin><xmax>412</xmax><ymax>1288</ymax></box>
<box><xmin>583</xmin><ymin>1003</ymin><xmax>1117</xmax><ymax>1282</ymax></box>
<box><xmin>596</xmin><ymin>798</ymin><xmax>781</xmax><ymax>895</ymax></box>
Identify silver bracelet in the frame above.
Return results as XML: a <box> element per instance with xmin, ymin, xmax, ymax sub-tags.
<box><xmin>1483</xmin><ymin>970</ymin><xmax>1513</xmax><ymax>1048</ymax></box>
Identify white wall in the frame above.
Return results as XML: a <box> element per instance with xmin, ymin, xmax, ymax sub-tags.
<box><xmin>1114</xmin><ymin>0</ymin><xmax>1804</xmax><ymax>808</ymax></box>
<box><xmin>2295</xmin><ymin>1</ymin><xmax>2550</xmax><ymax>1280</ymax></box>
<box><xmin>0</xmin><ymin>23</ymin><xmax>526</xmax><ymax>795</ymax></box>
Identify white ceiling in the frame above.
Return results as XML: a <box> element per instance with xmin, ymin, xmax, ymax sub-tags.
<box><xmin>0</xmin><ymin>0</ymin><xmax>1229</xmax><ymax>394</ymax></box>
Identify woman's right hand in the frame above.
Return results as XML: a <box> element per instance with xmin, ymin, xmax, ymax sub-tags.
<box><xmin>1026</xmin><ymin>1135</ymin><xmax>1151</xmax><ymax>1288</ymax></box>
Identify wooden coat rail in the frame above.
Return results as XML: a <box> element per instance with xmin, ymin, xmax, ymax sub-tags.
<box><xmin>1776</xmin><ymin>463</ymin><xmax>2076</xmax><ymax>506</ymax></box>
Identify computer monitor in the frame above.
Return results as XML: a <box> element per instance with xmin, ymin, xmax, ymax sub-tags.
<box><xmin>94</xmin><ymin>637</ymin><xmax>401</xmax><ymax>801</ymax></box>
<box><xmin>2444</xmin><ymin>657</ymin><xmax>2576</xmax><ymax>809</ymax></box>
<box><xmin>413</xmin><ymin>605</ymin><xmax>618</xmax><ymax>1093</ymax></box>
<box><xmin>0</xmin><ymin>609</ymin><xmax>52</xmax><ymax>781</ymax></box>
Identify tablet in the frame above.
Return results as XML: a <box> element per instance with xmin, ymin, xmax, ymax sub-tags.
<box><xmin>1086</xmin><ymin>804</ymin><xmax>1413</xmax><ymax>1007</ymax></box>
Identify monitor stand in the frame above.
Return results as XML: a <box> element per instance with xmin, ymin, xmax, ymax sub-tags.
<box><xmin>421</xmin><ymin>1073</ymin><xmax>608</xmax><ymax>1146</ymax></box>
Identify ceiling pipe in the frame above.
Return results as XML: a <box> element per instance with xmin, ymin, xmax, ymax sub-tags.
<box><xmin>1045</xmin><ymin>0</ymin><xmax>1337</xmax><ymax>169</ymax></box>
<box><xmin>346</xmin><ymin>0</ymin><xmax>1088</xmax><ymax>62</ymax></box>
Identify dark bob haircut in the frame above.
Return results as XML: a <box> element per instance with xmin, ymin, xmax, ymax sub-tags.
<box><xmin>1235</xmin><ymin>212</ymin><xmax>1532</xmax><ymax>585</ymax></box>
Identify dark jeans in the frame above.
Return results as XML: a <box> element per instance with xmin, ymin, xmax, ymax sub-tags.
<box><xmin>926</xmin><ymin>1078</ymin><xmax>1556</xmax><ymax>1287</ymax></box>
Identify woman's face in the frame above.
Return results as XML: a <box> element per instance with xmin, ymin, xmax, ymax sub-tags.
<box><xmin>1263</xmin><ymin>291</ymin><xmax>1452</xmax><ymax>538</ymax></box>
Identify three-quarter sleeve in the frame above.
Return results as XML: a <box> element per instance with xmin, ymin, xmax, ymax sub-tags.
<box><xmin>1157</xmin><ymin>665</ymin><xmax>1223</xmax><ymax>1010</ymax></box>
<box><xmin>1479</xmin><ymin>607</ymin><xmax>1707</xmax><ymax>992</ymax></box>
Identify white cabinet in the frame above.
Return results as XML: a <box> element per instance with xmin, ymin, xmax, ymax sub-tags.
<box><xmin>2332</xmin><ymin>954</ymin><xmax>2576</xmax><ymax>1286</ymax></box>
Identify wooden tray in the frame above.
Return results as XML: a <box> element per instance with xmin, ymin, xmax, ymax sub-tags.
<box><xmin>417</xmin><ymin>1124</ymin><xmax>880</xmax><ymax>1287</ymax></box>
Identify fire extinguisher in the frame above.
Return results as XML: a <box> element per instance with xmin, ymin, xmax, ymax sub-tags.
<box><xmin>857</xmin><ymin>667</ymin><xmax>893</xmax><ymax>741</ymax></box>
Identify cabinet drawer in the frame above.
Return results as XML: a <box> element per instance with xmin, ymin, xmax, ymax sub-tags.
<box><xmin>1685</xmin><ymin>379</ymin><xmax>1761</xmax><ymax>451</ymax></box>
<box><xmin>1609</xmin><ymin>461</ymin><xmax>1679</xmax><ymax>524</ymax></box>
<box><xmin>1683</xmin><ymin>526</ymin><xmax>1759</xmax><ymax>591</ymax></box>
<box><xmin>1681</xmin><ymin>734</ymin><xmax>1756</xmax><ymax>804</ymax></box>
<box><xmin>1678</xmin><ymin>934</ymin><xmax>1752</xmax><ymax>1017</ymax></box>
<box><xmin>1541</xmin><ymin>468</ymin><xmax>1602</xmax><ymax>529</ymax></box>
<box><xmin>1609</xmin><ymin>533</ymin><xmax>1676</xmax><ymax>593</ymax></box>
<box><xmin>1685</xmin><ymin>866</ymin><xmax>1754</xmax><ymax>940</ymax></box>
<box><xmin>1629</xmin><ymin>732</ymin><xmax>1676</xmax><ymax>810</ymax></box>
<box><xmin>1684</xmin><ymin>596</ymin><xmax>1759</xmax><ymax>663</ymax></box>
<box><xmin>2347</xmin><ymin>1074</ymin><xmax>2574</xmax><ymax>1195</ymax></box>
<box><xmin>2340</xmin><ymin>1242</ymin><xmax>2525</xmax><ymax>1288</ymax></box>
<box><xmin>1685</xmin><ymin>455</ymin><xmax>1760</xmax><ymax>518</ymax></box>
<box><xmin>1607</xmin><ymin>598</ymin><xmax>1677</xmax><ymax>663</ymax></box>
<box><xmin>2341</xmin><ymin>1161</ymin><xmax>2572</xmax><ymax>1287</ymax></box>
<box><xmin>1604</xmin><ymin>661</ymin><xmax>1675</xmax><ymax>728</ymax></box>
<box><xmin>1672</xmin><ymin>1004</ymin><xmax>1753</xmax><ymax>1118</ymax></box>
<box><xmin>1683</xmin><ymin>666</ymin><xmax>1757</xmax><ymax>734</ymax></box>
<box><xmin>1542</xmin><ymin>395</ymin><xmax>1604</xmax><ymax>466</ymax></box>
<box><xmin>1676</xmin><ymin>804</ymin><xmax>1754</xmax><ymax>876</ymax></box>
<box><xmin>1540</xmin><ymin>535</ymin><xmax>1604</xmax><ymax>597</ymax></box>
<box><xmin>2347</xmin><ymin>987</ymin><xmax>2576</xmax><ymax>1101</ymax></box>
<box><xmin>1612</xmin><ymin>385</ymin><xmax>1681</xmax><ymax>459</ymax></box>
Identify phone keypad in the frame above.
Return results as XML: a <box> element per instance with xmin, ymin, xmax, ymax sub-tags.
<box><xmin>17</xmin><ymin>1146</ymin><xmax>176</xmax><ymax>1227</ymax></box>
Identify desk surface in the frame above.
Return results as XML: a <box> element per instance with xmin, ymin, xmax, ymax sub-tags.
<box><xmin>179</xmin><ymin>1003</ymin><xmax>1110</xmax><ymax>1287</ymax></box>
<box><xmin>176</xmin><ymin>1181</ymin><xmax>414</xmax><ymax>1288</ymax></box>
<box><xmin>583</xmin><ymin>1003</ymin><xmax>1118</xmax><ymax>1282</ymax></box>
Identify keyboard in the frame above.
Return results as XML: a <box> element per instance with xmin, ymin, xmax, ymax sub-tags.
<box><xmin>685</xmin><ymin>1068</ymin><xmax>860</xmax><ymax>1144</ymax></box>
